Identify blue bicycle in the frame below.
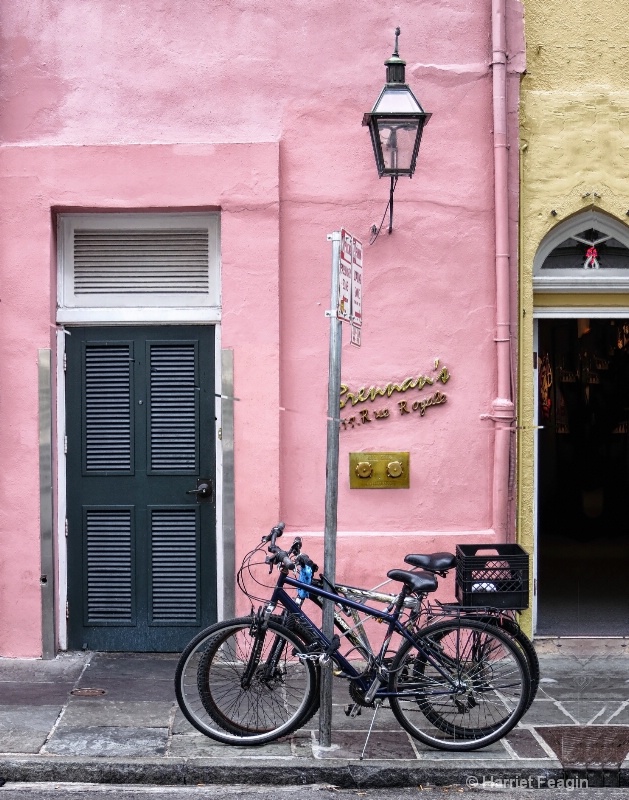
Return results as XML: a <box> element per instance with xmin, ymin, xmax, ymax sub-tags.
<box><xmin>175</xmin><ymin>524</ymin><xmax>532</xmax><ymax>751</ymax></box>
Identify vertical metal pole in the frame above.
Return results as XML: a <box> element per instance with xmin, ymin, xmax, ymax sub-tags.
<box><xmin>221</xmin><ymin>349</ymin><xmax>236</xmax><ymax>621</ymax></box>
<box><xmin>319</xmin><ymin>231</ymin><xmax>342</xmax><ymax>748</ymax></box>
<box><xmin>39</xmin><ymin>349</ymin><xmax>56</xmax><ymax>659</ymax></box>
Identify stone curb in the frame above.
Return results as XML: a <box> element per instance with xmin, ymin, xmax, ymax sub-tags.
<box><xmin>2</xmin><ymin>756</ymin><xmax>628</xmax><ymax>788</ymax></box>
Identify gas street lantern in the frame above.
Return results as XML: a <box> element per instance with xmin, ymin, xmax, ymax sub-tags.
<box><xmin>363</xmin><ymin>28</ymin><xmax>431</xmax><ymax>236</ymax></box>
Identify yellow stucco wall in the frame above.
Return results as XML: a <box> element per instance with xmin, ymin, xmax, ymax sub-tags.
<box><xmin>519</xmin><ymin>2</ymin><xmax>629</xmax><ymax>633</ymax></box>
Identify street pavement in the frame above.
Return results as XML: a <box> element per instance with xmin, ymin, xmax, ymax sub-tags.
<box><xmin>0</xmin><ymin>638</ymin><xmax>628</xmax><ymax>788</ymax></box>
<box><xmin>0</xmin><ymin>786</ymin><xmax>628</xmax><ymax>799</ymax></box>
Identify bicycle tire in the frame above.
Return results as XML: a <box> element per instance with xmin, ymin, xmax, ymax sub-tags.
<box><xmin>404</xmin><ymin>621</ymin><xmax>532</xmax><ymax>741</ymax></box>
<box><xmin>175</xmin><ymin>613</ymin><xmax>322</xmax><ymax>735</ymax></box>
<box><xmin>175</xmin><ymin>616</ymin><xmax>318</xmax><ymax>745</ymax></box>
<box><xmin>473</xmin><ymin>615</ymin><xmax>539</xmax><ymax>711</ymax></box>
<box><xmin>388</xmin><ymin>618</ymin><xmax>530</xmax><ymax>751</ymax></box>
<box><xmin>195</xmin><ymin>616</ymin><xmax>322</xmax><ymax>736</ymax></box>
<box><xmin>416</xmin><ymin>613</ymin><xmax>539</xmax><ymax>713</ymax></box>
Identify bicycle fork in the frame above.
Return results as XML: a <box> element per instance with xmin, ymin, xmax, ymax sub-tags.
<box><xmin>242</xmin><ymin>609</ymin><xmax>290</xmax><ymax>690</ymax></box>
<box><xmin>241</xmin><ymin>613</ymin><xmax>269</xmax><ymax>689</ymax></box>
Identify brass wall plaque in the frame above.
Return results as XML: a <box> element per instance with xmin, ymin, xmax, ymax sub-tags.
<box><xmin>349</xmin><ymin>452</ymin><xmax>410</xmax><ymax>489</ymax></box>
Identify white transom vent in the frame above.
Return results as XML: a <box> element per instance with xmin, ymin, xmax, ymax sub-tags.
<box><xmin>57</xmin><ymin>213</ymin><xmax>220</xmax><ymax>321</ymax></box>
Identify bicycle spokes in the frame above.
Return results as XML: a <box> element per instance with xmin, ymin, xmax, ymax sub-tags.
<box><xmin>389</xmin><ymin>619</ymin><xmax>529</xmax><ymax>750</ymax></box>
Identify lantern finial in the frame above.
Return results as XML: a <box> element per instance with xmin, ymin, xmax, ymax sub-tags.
<box><xmin>393</xmin><ymin>27</ymin><xmax>401</xmax><ymax>58</ymax></box>
<box><xmin>385</xmin><ymin>27</ymin><xmax>406</xmax><ymax>84</ymax></box>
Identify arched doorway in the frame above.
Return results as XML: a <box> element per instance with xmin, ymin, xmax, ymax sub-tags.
<box><xmin>534</xmin><ymin>211</ymin><xmax>629</xmax><ymax>636</ymax></box>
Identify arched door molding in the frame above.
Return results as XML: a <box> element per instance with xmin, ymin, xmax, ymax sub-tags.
<box><xmin>534</xmin><ymin>209</ymin><xmax>629</xmax><ymax>294</ymax></box>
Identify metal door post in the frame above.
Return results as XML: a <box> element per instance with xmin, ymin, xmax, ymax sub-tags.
<box><xmin>39</xmin><ymin>349</ymin><xmax>56</xmax><ymax>659</ymax></box>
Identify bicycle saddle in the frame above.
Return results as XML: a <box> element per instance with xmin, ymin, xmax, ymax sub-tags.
<box><xmin>404</xmin><ymin>552</ymin><xmax>455</xmax><ymax>572</ymax></box>
<box><xmin>386</xmin><ymin>569</ymin><xmax>438</xmax><ymax>594</ymax></box>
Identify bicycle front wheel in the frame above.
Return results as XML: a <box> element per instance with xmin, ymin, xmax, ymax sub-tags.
<box><xmin>175</xmin><ymin>616</ymin><xmax>318</xmax><ymax>745</ymax></box>
<box><xmin>389</xmin><ymin>618</ymin><xmax>530</xmax><ymax>751</ymax></box>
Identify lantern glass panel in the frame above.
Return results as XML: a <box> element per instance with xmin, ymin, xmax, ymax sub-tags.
<box><xmin>373</xmin><ymin>86</ymin><xmax>424</xmax><ymax>114</ymax></box>
<box><xmin>376</xmin><ymin>118</ymin><xmax>419</xmax><ymax>173</ymax></box>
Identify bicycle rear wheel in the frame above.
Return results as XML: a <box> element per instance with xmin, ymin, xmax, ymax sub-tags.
<box><xmin>175</xmin><ymin>616</ymin><xmax>318</xmax><ymax>745</ymax></box>
<box><xmin>475</xmin><ymin>615</ymin><xmax>539</xmax><ymax>711</ymax></box>
<box><xmin>389</xmin><ymin>618</ymin><xmax>530</xmax><ymax>750</ymax></box>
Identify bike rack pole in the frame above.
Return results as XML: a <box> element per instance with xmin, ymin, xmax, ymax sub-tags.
<box><xmin>319</xmin><ymin>231</ymin><xmax>342</xmax><ymax>749</ymax></box>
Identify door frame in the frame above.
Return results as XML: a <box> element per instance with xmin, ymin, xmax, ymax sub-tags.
<box><xmin>55</xmin><ymin>323</ymin><xmax>228</xmax><ymax>650</ymax></box>
<box><xmin>532</xmin><ymin>303</ymin><xmax>629</xmax><ymax>635</ymax></box>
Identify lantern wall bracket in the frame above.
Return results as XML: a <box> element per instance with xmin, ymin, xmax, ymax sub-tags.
<box><xmin>369</xmin><ymin>176</ymin><xmax>398</xmax><ymax>244</ymax></box>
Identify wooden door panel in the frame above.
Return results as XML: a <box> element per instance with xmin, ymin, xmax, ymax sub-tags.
<box><xmin>66</xmin><ymin>326</ymin><xmax>216</xmax><ymax>651</ymax></box>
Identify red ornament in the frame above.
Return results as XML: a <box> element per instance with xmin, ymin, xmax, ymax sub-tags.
<box><xmin>584</xmin><ymin>246</ymin><xmax>599</xmax><ymax>269</ymax></box>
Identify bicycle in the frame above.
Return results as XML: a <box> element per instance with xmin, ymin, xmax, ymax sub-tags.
<box><xmin>230</xmin><ymin>525</ymin><xmax>538</xmax><ymax>703</ymax></box>
<box><xmin>175</xmin><ymin>523</ymin><xmax>533</xmax><ymax>751</ymax></box>
<box><xmin>265</xmin><ymin>536</ymin><xmax>538</xmax><ymax>735</ymax></box>
<box><xmin>231</xmin><ymin>530</ymin><xmax>538</xmax><ymax>717</ymax></box>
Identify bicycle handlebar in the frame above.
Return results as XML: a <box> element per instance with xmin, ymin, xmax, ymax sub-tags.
<box><xmin>281</xmin><ymin>555</ymin><xmax>295</xmax><ymax>571</ymax></box>
<box><xmin>263</xmin><ymin>528</ymin><xmax>320</xmax><ymax>575</ymax></box>
<box><xmin>265</xmin><ymin>546</ymin><xmax>296</xmax><ymax>572</ymax></box>
<box><xmin>264</xmin><ymin>529</ymin><xmax>304</xmax><ymax>573</ymax></box>
<box><xmin>295</xmin><ymin>553</ymin><xmax>319</xmax><ymax>573</ymax></box>
<box><xmin>261</xmin><ymin>522</ymin><xmax>285</xmax><ymax>547</ymax></box>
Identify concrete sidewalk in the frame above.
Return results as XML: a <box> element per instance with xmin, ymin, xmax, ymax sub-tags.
<box><xmin>1</xmin><ymin>638</ymin><xmax>628</xmax><ymax>788</ymax></box>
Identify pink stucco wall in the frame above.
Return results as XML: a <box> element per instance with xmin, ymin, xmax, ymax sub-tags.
<box><xmin>0</xmin><ymin>143</ymin><xmax>282</xmax><ymax>655</ymax></box>
<box><xmin>0</xmin><ymin>1</ymin><xmax>523</xmax><ymax>655</ymax></box>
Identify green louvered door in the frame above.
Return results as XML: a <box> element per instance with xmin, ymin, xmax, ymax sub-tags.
<box><xmin>66</xmin><ymin>326</ymin><xmax>216</xmax><ymax>652</ymax></box>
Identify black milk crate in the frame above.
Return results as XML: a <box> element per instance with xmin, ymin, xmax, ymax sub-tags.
<box><xmin>455</xmin><ymin>543</ymin><xmax>529</xmax><ymax>610</ymax></box>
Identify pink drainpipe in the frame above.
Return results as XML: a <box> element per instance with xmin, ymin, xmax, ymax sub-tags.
<box><xmin>489</xmin><ymin>0</ymin><xmax>515</xmax><ymax>539</ymax></box>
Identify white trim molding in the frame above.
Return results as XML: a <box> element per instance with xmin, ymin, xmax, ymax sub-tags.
<box><xmin>534</xmin><ymin>307</ymin><xmax>629</xmax><ymax>318</ymax></box>
<box><xmin>57</xmin><ymin>212</ymin><xmax>221</xmax><ymax>313</ymax></box>
<box><xmin>533</xmin><ymin>210</ymin><xmax>629</xmax><ymax>294</ymax></box>
<box><xmin>54</xmin><ymin>210</ymin><xmax>224</xmax><ymax>650</ymax></box>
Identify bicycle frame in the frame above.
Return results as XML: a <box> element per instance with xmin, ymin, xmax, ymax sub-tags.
<box><xmin>305</xmin><ymin>579</ymin><xmax>420</xmax><ymax>660</ymax></box>
<box><xmin>264</xmin><ymin>570</ymin><xmax>460</xmax><ymax>699</ymax></box>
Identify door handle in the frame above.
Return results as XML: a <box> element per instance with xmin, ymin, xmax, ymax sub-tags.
<box><xmin>186</xmin><ymin>480</ymin><xmax>213</xmax><ymax>501</ymax></box>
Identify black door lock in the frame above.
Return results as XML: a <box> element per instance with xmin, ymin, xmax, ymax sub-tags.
<box><xmin>186</xmin><ymin>479</ymin><xmax>213</xmax><ymax>501</ymax></box>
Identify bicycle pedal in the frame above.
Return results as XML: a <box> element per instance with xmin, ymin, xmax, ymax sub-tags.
<box><xmin>344</xmin><ymin>703</ymin><xmax>362</xmax><ymax>718</ymax></box>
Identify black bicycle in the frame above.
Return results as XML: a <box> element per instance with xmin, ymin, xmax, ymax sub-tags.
<box><xmin>175</xmin><ymin>523</ymin><xmax>533</xmax><ymax>751</ymax></box>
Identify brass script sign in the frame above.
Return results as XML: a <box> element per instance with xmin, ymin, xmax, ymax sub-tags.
<box><xmin>340</xmin><ymin>360</ymin><xmax>451</xmax><ymax>431</ymax></box>
<box><xmin>340</xmin><ymin>362</ymin><xmax>450</xmax><ymax>409</ymax></box>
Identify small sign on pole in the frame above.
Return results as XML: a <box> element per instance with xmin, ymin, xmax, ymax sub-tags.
<box><xmin>338</xmin><ymin>229</ymin><xmax>363</xmax><ymax>329</ymax></box>
<box><xmin>350</xmin><ymin>325</ymin><xmax>361</xmax><ymax>348</ymax></box>
<box><xmin>338</xmin><ymin>230</ymin><xmax>353</xmax><ymax>322</ymax></box>
<box><xmin>351</xmin><ymin>238</ymin><xmax>363</xmax><ymax>328</ymax></box>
